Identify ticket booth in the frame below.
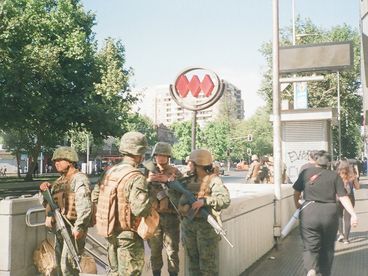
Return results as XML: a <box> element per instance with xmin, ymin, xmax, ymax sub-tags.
<box><xmin>280</xmin><ymin>107</ymin><xmax>337</xmax><ymax>183</ymax></box>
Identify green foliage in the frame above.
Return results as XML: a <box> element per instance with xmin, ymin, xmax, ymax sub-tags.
<box><xmin>258</xmin><ymin>18</ymin><xmax>362</xmax><ymax>158</ymax></box>
<box><xmin>125</xmin><ymin>113</ymin><xmax>157</xmax><ymax>147</ymax></box>
<box><xmin>241</xmin><ymin>108</ymin><xmax>273</xmax><ymax>157</ymax></box>
<box><xmin>200</xmin><ymin>120</ymin><xmax>230</xmax><ymax>161</ymax></box>
<box><xmin>170</xmin><ymin>121</ymin><xmax>202</xmax><ymax>160</ymax></box>
<box><xmin>0</xmin><ymin>0</ymin><xmax>134</xmax><ymax>179</ymax></box>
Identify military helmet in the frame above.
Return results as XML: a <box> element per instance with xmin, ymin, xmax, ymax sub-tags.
<box><xmin>119</xmin><ymin>131</ymin><xmax>148</xmax><ymax>156</ymax></box>
<box><xmin>251</xmin><ymin>154</ymin><xmax>259</xmax><ymax>161</ymax></box>
<box><xmin>52</xmin><ymin>147</ymin><xmax>79</xmax><ymax>163</ymax></box>
<box><xmin>189</xmin><ymin>149</ymin><xmax>213</xmax><ymax>166</ymax></box>
<box><xmin>152</xmin><ymin>142</ymin><xmax>172</xmax><ymax>157</ymax></box>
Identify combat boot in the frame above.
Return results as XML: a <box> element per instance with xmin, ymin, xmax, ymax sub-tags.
<box><xmin>152</xmin><ymin>271</ymin><xmax>161</xmax><ymax>276</ymax></box>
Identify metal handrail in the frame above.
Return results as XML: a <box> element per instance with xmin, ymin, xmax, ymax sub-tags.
<box><xmin>25</xmin><ymin>206</ymin><xmax>46</xmax><ymax>227</ymax></box>
<box><xmin>25</xmin><ymin>206</ymin><xmax>108</xmax><ymax>266</ymax></box>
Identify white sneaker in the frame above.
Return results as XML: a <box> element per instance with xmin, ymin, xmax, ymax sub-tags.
<box><xmin>307</xmin><ymin>269</ymin><xmax>316</xmax><ymax>276</ymax></box>
<box><xmin>337</xmin><ymin>234</ymin><xmax>344</xmax><ymax>242</ymax></box>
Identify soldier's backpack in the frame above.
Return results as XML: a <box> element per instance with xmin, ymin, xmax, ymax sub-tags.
<box><xmin>95</xmin><ymin>164</ymin><xmax>141</xmax><ymax>237</ymax></box>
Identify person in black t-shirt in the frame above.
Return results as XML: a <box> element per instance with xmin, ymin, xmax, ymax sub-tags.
<box><xmin>293</xmin><ymin>150</ymin><xmax>358</xmax><ymax>276</ymax></box>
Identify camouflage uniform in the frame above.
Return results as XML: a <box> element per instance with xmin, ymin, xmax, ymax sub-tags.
<box><xmin>48</xmin><ymin>147</ymin><xmax>92</xmax><ymax>276</ymax></box>
<box><xmin>148</xmin><ymin>157</ymin><xmax>182</xmax><ymax>276</ymax></box>
<box><xmin>179</xmin><ymin>149</ymin><xmax>230</xmax><ymax>276</ymax></box>
<box><xmin>93</xmin><ymin>132</ymin><xmax>151</xmax><ymax>276</ymax></box>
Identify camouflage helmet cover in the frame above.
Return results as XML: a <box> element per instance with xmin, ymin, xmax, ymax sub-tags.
<box><xmin>251</xmin><ymin>154</ymin><xmax>259</xmax><ymax>161</ymax></box>
<box><xmin>119</xmin><ymin>131</ymin><xmax>148</xmax><ymax>156</ymax></box>
<box><xmin>189</xmin><ymin>149</ymin><xmax>213</xmax><ymax>166</ymax></box>
<box><xmin>152</xmin><ymin>142</ymin><xmax>172</xmax><ymax>157</ymax></box>
<box><xmin>52</xmin><ymin>147</ymin><xmax>79</xmax><ymax>163</ymax></box>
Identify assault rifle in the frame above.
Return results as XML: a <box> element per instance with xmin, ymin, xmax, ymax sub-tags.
<box><xmin>143</xmin><ymin>160</ymin><xmax>181</xmax><ymax>216</ymax></box>
<box><xmin>40</xmin><ymin>183</ymin><xmax>82</xmax><ymax>272</ymax></box>
<box><xmin>167</xmin><ymin>179</ymin><xmax>234</xmax><ymax>248</ymax></box>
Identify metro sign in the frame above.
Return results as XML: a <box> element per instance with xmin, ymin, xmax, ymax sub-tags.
<box><xmin>169</xmin><ymin>67</ymin><xmax>225</xmax><ymax>111</ymax></box>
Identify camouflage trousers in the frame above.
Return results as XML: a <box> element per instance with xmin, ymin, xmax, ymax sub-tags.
<box><xmin>181</xmin><ymin>217</ymin><xmax>220</xmax><ymax>276</ymax></box>
<box><xmin>54</xmin><ymin>229</ymin><xmax>86</xmax><ymax>276</ymax></box>
<box><xmin>106</xmin><ymin>231</ymin><xmax>145</xmax><ymax>276</ymax></box>
<box><xmin>148</xmin><ymin>213</ymin><xmax>180</xmax><ymax>273</ymax></box>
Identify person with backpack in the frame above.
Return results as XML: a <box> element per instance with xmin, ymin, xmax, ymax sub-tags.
<box><xmin>147</xmin><ymin>142</ymin><xmax>183</xmax><ymax>276</ymax></box>
<box><xmin>92</xmin><ymin>131</ymin><xmax>152</xmax><ymax>276</ymax></box>
<box><xmin>41</xmin><ymin>146</ymin><xmax>92</xmax><ymax>276</ymax></box>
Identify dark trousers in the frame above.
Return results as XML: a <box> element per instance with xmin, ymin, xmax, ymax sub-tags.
<box><xmin>299</xmin><ymin>202</ymin><xmax>338</xmax><ymax>276</ymax></box>
<box><xmin>338</xmin><ymin>195</ymin><xmax>355</xmax><ymax>241</ymax></box>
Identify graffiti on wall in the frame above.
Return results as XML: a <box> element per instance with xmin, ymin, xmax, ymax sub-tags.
<box><xmin>286</xmin><ymin>149</ymin><xmax>314</xmax><ymax>183</ymax></box>
<box><xmin>287</xmin><ymin>150</ymin><xmax>310</xmax><ymax>163</ymax></box>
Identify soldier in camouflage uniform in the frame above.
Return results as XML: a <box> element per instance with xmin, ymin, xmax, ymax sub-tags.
<box><xmin>43</xmin><ymin>146</ymin><xmax>92</xmax><ymax>276</ymax></box>
<box><xmin>178</xmin><ymin>149</ymin><xmax>230</xmax><ymax>276</ymax></box>
<box><xmin>147</xmin><ymin>142</ymin><xmax>183</xmax><ymax>276</ymax></box>
<box><xmin>91</xmin><ymin>131</ymin><xmax>152</xmax><ymax>276</ymax></box>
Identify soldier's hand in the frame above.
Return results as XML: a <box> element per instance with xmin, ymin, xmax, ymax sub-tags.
<box><xmin>40</xmin><ymin>181</ymin><xmax>51</xmax><ymax>191</ymax></box>
<box><xmin>149</xmin><ymin>173</ymin><xmax>169</xmax><ymax>183</ymax></box>
<box><xmin>191</xmin><ymin>199</ymin><xmax>205</xmax><ymax>211</ymax></box>
<box><xmin>45</xmin><ymin>216</ymin><xmax>54</xmax><ymax>228</ymax></box>
<box><xmin>72</xmin><ymin>229</ymin><xmax>84</xmax><ymax>240</ymax></box>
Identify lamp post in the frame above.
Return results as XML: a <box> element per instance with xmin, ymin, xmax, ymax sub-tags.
<box><xmin>272</xmin><ymin>0</ymin><xmax>282</xmax><ymax>239</ymax></box>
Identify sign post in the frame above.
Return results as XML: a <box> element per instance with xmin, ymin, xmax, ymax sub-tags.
<box><xmin>170</xmin><ymin>67</ymin><xmax>225</xmax><ymax>150</ymax></box>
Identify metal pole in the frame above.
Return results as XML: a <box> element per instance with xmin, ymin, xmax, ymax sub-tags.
<box><xmin>272</xmin><ymin>0</ymin><xmax>282</xmax><ymax>239</ymax></box>
<box><xmin>292</xmin><ymin>0</ymin><xmax>297</xmax><ymax>106</ymax></box>
<box><xmin>191</xmin><ymin>111</ymin><xmax>197</xmax><ymax>151</ymax></box>
<box><xmin>292</xmin><ymin>0</ymin><xmax>296</xmax><ymax>45</ymax></box>
<box><xmin>337</xmin><ymin>71</ymin><xmax>342</xmax><ymax>159</ymax></box>
<box><xmin>86</xmin><ymin>134</ymin><xmax>90</xmax><ymax>174</ymax></box>
<box><xmin>40</xmin><ymin>151</ymin><xmax>43</xmax><ymax>175</ymax></box>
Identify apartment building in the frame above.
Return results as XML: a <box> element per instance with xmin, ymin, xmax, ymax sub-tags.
<box><xmin>135</xmin><ymin>82</ymin><xmax>244</xmax><ymax>127</ymax></box>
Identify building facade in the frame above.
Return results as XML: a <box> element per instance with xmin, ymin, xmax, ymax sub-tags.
<box><xmin>134</xmin><ymin>82</ymin><xmax>244</xmax><ymax>127</ymax></box>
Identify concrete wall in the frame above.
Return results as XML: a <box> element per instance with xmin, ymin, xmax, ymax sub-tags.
<box><xmin>0</xmin><ymin>196</ymin><xmax>47</xmax><ymax>276</ymax></box>
<box><xmin>1</xmin><ymin>184</ymin><xmax>296</xmax><ymax>276</ymax></box>
<box><xmin>219</xmin><ymin>183</ymin><xmax>295</xmax><ymax>276</ymax></box>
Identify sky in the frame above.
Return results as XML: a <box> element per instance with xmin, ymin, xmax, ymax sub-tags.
<box><xmin>81</xmin><ymin>0</ymin><xmax>360</xmax><ymax>118</ymax></box>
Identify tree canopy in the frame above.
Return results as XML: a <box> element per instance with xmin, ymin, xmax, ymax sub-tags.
<box><xmin>0</xmin><ymin>0</ymin><xmax>135</xmax><ymax>179</ymax></box>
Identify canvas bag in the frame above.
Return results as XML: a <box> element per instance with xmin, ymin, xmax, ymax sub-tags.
<box><xmin>33</xmin><ymin>238</ymin><xmax>57</xmax><ymax>276</ymax></box>
<box><xmin>80</xmin><ymin>254</ymin><xmax>97</xmax><ymax>274</ymax></box>
<box><xmin>137</xmin><ymin>208</ymin><xmax>160</xmax><ymax>240</ymax></box>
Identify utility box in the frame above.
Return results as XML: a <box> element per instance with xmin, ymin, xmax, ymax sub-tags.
<box><xmin>280</xmin><ymin>107</ymin><xmax>337</xmax><ymax>183</ymax></box>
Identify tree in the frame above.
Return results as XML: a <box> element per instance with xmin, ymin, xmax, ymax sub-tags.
<box><xmin>170</xmin><ymin>121</ymin><xmax>202</xmax><ymax>161</ymax></box>
<box><xmin>242</xmin><ymin>108</ymin><xmax>273</xmax><ymax>157</ymax></box>
<box><xmin>125</xmin><ymin>113</ymin><xmax>157</xmax><ymax>147</ymax></box>
<box><xmin>258</xmin><ymin>18</ymin><xmax>361</xmax><ymax>158</ymax></box>
<box><xmin>201</xmin><ymin>120</ymin><xmax>231</xmax><ymax>161</ymax></box>
<box><xmin>0</xmin><ymin>0</ymin><xmax>134</xmax><ymax>180</ymax></box>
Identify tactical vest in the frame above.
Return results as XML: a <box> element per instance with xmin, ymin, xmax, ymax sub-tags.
<box><xmin>52</xmin><ymin>169</ymin><xmax>83</xmax><ymax>222</ymax></box>
<box><xmin>184</xmin><ymin>174</ymin><xmax>223</xmax><ymax>222</ymax></box>
<box><xmin>185</xmin><ymin>174</ymin><xmax>214</xmax><ymax>198</ymax></box>
<box><xmin>96</xmin><ymin>164</ymin><xmax>142</xmax><ymax>237</ymax></box>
